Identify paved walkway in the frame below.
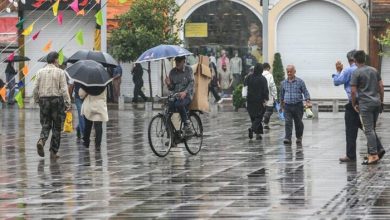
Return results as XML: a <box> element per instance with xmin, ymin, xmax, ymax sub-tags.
<box><xmin>0</xmin><ymin>107</ymin><xmax>389</xmax><ymax>219</ymax></box>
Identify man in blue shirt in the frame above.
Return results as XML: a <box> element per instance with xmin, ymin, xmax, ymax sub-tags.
<box><xmin>332</xmin><ymin>50</ymin><xmax>361</xmax><ymax>162</ymax></box>
<box><xmin>281</xmin><ymin>65</ymin><xmax>311</xmax><ymax>145</ymax></box>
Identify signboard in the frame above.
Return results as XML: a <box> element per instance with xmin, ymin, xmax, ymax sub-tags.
<box><xmin>185</xmin><ymin>23</ymin><xmax>208</xmax><ymax>38</ymax></box>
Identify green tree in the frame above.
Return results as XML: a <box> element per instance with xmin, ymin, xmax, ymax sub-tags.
<box><xmin>272</xmin><ymin>53</ymin><xmax>285</xmax><ymax>100</ymax></box>
<box><xmin>109</xmin><ymin>0</ymin><xmax>182</xmax><ymax>61</ymax></box>
<box><xmin>376</xmin><ymin>20</ymin><xmax>390</xmax><ymax>56</ymax></box>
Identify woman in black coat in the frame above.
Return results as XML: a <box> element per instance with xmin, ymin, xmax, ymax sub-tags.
<box><xmin>245</xmin><ymin>63</ymin><xmax>269</xmax><ymax>140</ymax></box>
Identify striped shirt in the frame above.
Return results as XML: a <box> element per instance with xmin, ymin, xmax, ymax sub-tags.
<box><xmin>281</xmin><ymin>77</ymin><xmax>310</xmax><ymax>104</ymax></box>
<box><xmin>33</xmin><ymin>64</ymin><xmax>71</xmax><ymax>108</ymax></box>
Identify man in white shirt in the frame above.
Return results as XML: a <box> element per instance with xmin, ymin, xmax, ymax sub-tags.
<box><xmin>262</xmin><ymin>63</ymin><xmax>277</xmax><ymax>129</ymax></box>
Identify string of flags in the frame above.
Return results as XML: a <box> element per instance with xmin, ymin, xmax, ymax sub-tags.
<box><xmin>0</xmin><ymin>0</ymin><xmax>122</xmax><ymax>106</ymax></box>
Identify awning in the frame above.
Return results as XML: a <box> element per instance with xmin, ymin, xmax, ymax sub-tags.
<box><xmin>0</xmin><ymin>17</ymin><xmax>18</xmax><ymax>44</ymax></box>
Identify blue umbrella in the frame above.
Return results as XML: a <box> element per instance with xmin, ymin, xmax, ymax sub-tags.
<box><xmin>135</xmin><ymin>44</ymin><xmax>192</xmax><ymax>63</ymax></box>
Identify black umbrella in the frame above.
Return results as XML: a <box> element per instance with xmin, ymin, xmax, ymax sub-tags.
<box><xmin>3</xmin><ymin>55</ymin><xmax>30</xmax><ymax>63</ymax></box>
<box><xmin>38</xmin><ymin>54</ymin><xmax>68</xmax><ymax>63</ymax></box>
<box><xmin>68</xmin><ymin>50</ymin><xmax>118</xmax><ymax>68</ymax></box>
<box><xmin>65</xmin><ymin>60</ymin><xmax>112</xmax><ymax>87</ymax></box>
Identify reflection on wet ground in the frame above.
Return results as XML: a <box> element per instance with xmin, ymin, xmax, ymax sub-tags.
<box><xmin>0</xmin><ymin>107</ymin><xmax>389</xmax><ymax>219</ymax></box>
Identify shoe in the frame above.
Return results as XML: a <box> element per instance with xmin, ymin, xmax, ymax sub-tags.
<box><xmin>264</xmin><ymin>124</ymin><xmax>270</xmax><ymax>129</ymax></box>
<box><xmin>50</xmin><ymin>150</ymin><xmax>59</xmax><ymax>160</ymax></box>
<box><xmin>379</xmin><ymin>150</ymin><xmax>386</xmax><ymax>159</ymax></box>
<box><xmin>217</xmin><ymin>99</ymin><xmax>223</xmax><ymax>104</ymax></box>
<box><xmin>83</xmin><ymin>141</ymin><xmax>89</xmax><ymax>148</ymax></box>
<box><xmin>256</xmin><ymin>134</ymin><xmax>262</xmax><ymax>140</ymax></box>
<box><xmin>184</xmin><ymin>123</ymin><xmax>194</xmax><ymax>136</ymax></box>
<box><xmin>362</xmin><ymin>157</ymin><xmax>379</xmax><ymax>165</ymax></box>
<box><xmin>296</xmin><ymin>137</ymin><xmax>302</xmax><ymax>145</ymax></box>
<box><xmin>37</xmin><ymin>139</ymin><xmax>45</xmax><ymax>157</ymax></box>
<box><xmin>339</xmin><ymin>156</ymin><xmax>356</xmax><ymax>162</ymax></box>
<box><xmin>283</xmin><ymin>139</ymin><xmax>291</xmax><ymax>145</ymax></box>
<box><xmin>248</xmin><ymin>128</ymin><xmax>253</xmax><ymax>140</ymax></box>
<box><xmin>76</xmin><ymin>128</ymin><xmax>81</xmax><ymax>139</ymax></box>
<box><xmin>95</xmin><ymin>145</ymin><xmax>101</xmax><ymax>152</ymax></box>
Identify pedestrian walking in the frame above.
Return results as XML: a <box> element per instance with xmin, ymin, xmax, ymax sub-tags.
<box><xmin>209</xmin><ymin>62</ymin><xmax>221</xmax><ymax>103</ymax></box>
<box><xmin>79</xmin><ymin>87</ymin><xmax>108</xmax><ymax>151</ymax></box>
<box><xmin>245</xmin><ymin>63</ymin><xmax>269</xmax><ymax>140</ymax></box>
<box><xmin>280</xmin><ymin>65</ymin><xmax>311</xmax><ymax>145</ymax></box>
<box><xmin>33</xmin><ymin>51</ymin><xmax>71</xmax><ymax>159</ymax></box>
<box><xmin>132</xmin><ymin>63</ymin><xmax>148</xmax><ymax>102</ymax></box>
<box><xmin>262</xmin><ymin>63</ymin><xmax>277</xmax><ymax>129</ymax></box>
<box><xmin>5</xmin><ymin>62</ymin><xmax>17</xmax><ymax>105</ymax></box>
<box><xmin>332</xmin><ymin>50</ymin><xmax>361</xmax><ymax>162</ymax></box>
<box><xmin>68</xmin><ymin>81</ymin><xmax>85</xmax><ymax>139</ymax></box>
<box><xmin>112</xmin><ymin>64</ymin><xmax>122</xmax><ymax>103</ymax></box>
<box><xmin>218</xmin><ymin>63</ymin><xmax>233</xmax><ymax>100</ymax></box>
<box><xmin>351</xmin><ymin>50</ymin><xmax>385</xmax><ymax>165</ymax></box>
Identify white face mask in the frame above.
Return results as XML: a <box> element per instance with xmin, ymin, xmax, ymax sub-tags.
<box><xmin>235</xmin><ymin>54</ymin><xmax>238</xmax><ymax>57</ymax></box>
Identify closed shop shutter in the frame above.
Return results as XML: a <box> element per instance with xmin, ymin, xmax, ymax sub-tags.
<box><xmin>276</xmin><ymin>1</ymin><xmax>357</xmax><ymax>99</ymax></box>
<box><xmin>381</xmin><ymin>46</ymin><xmax>390</xmax><ymax>103</ymax></box>
<box><xmin>24</xmin><ymin>10</ymin><xmax>96</xmax><ymax>97</ymax></box>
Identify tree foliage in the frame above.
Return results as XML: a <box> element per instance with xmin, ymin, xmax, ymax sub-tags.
<box><xmin>376</xmin><ymin>19</ymin><xmax>390</xmax><ymax>56</ymax></box>
<box><xmin>109</xmin><ymin>0</ymin><xmax>182</xmax><ymax>62</ymax></box>
<box><xmin>272</xmin><ymin>53</ymin><xmax>285</xmax><ymax>100</ymax></box>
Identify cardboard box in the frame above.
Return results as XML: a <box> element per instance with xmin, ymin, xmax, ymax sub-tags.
<box><xmin>190</xmin><ymin>55</ymin><xmax>211</xmax><ymax>112</ymax></box>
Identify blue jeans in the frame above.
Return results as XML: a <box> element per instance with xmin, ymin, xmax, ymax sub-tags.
<box><xmin>75</xmin><ymin>97</ymin><xmax>85</xmax><ymax>136</ymax></box>
<box><xmin>170</xmin><ymin>97</ymin><xmax>191</xmax><ymax>123</ymax></box>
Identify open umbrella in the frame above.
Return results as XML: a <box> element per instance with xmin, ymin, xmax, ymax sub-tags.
<box><xmin>135</xmin><ymin>44</ymin><xmax>192</xmax><ymax>63</ymax></box>
<box><xmin>38</xmin><ymin>54</ymin><xmax>68</xmax><ymax>63</ymax></box>
<box><xmin>65</xmin><ymin>60</ymin><xmax>112</xmax><ymax>87</ymax></box>
<box><xmin>3</xmin><ymin>55</ymin><xmax>30</xmax><ymax>63</ymax></box>
<box><xmin>68</xmin><ymin>50</ymin><xmax>118</xmax><ymax>68</ymax></box>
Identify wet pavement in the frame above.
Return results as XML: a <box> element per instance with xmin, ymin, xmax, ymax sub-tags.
<box><xmin>0</xmin><ymin>106</ymin><xmax>390</xmax><ymax>219</ymax></box>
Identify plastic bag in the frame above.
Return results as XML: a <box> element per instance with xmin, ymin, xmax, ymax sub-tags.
<box><xmin>274</xmin><ymin>101</ymin><xmax>285</xmax><ymax>121</ymax></box>
<box><xmin>63</xmin><ymin>112</ymin><xmax>73</xmax><ymax>133</ymax></box>
<box><xmin>305</xmin><ymin>106</ymin><xmax>314</xmax><ymax>119</ymax></box>
<box><xmin>241</xmin><ymin>86</ymin><xmax>248</xmax><ymax>98</ymax></box>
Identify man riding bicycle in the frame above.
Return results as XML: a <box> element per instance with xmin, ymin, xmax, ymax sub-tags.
<box><xmin>164</xmin><ymin>56</ymin><xmax>194</xmax><ymax>135</ymax></box>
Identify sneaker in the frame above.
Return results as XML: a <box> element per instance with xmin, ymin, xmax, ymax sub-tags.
<box><xmin>339</xmin><ymin>156</ymin><xmax>356</xmax><ymax>162</ymax></box>
<box><xmin>264</xmin><ymin>124</ymin><xmax>270</xmax><ymax>129</ymax></box>
<box><xmin>256</xmin><ymin>134</ymin><xmax>262</xmax><ymax>140</ymax></box>
<box><xmin>248</xmin><ymin>128</ymin><xmax>253</xmax><ymax>140</ymax></box>
<box><xmin>37</xmin><ymin>139</ymin><xmax>45</xmax><ymax>157</ymax></box>
<box><xmin>296</xmin><ymin>137</ymin><xmax>302</xmax><ymax>144</ymax></box>
<box><xmin>283</xmin><ymin>138</ymin><xmax>291</xmax><ymax>145</ymax></box>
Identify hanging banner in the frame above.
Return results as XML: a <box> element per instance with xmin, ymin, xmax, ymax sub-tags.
<box><xmin>185</xmin><ymin>23</ymin><xmax>208</xmax><ymax>38</ymax></box>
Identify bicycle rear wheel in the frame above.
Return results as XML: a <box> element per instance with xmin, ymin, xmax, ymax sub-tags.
<box><xmin>184</xmin><ymin>112</ymin><xmax>203</xmax><ymax>155</ymax></box>
<box><xmin>148</xmin><ymin>114</ymin><xmax>173</xmax><ymax>157</ymax></box>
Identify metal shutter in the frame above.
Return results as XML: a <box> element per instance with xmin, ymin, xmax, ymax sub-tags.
<box><xmin>381</xmin><ymin>46</ymin><xmax>390</xmax><ymax>103</ymax></box>
<box><xmin>276</xmin><ymin>1</ymin><xmax>357</xmax><ymax>99</ymax></box>
<box><xmin>24</xmin><ymin>10</ymin><xmax>96</xmax><ymax>97</ymax></box>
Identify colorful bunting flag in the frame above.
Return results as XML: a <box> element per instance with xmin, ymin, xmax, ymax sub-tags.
<box><xmin>42</xmin><ymin>40</ymin><xmax>52</xmax><ymax>52</ymax></box>
<box><xmin>95</xmin><ymin>10</ymin><xmax>103</xmax><ymax>26</ymax></box>
<box><xmin>58</xmin><ymin>12</ymin><xmax>63</xmax><ymax>25</ymax></box>
<box><xmin>32</xmin><ymin>0</ymin><xmax>45</xmax><ymax>8</ymax></box>
<box><xmin>14</xmin><ymin>90</ymin><xmax>24</xmax><ymax>108</ymax></box>
<box><xmin>80</xmin><ymin>0</ymin><xmax>88</xmax><ymax>6</ymax></box>
<box><xmin>75</xmin><ymin>29</ymin><xmax>84</xmax><ymax>45</ymax></box>
<box><xmin>70</xmin><ymin>0</ymin><xmax>79</xmax><ymax>13</ymax></box>
<box><xmin>119</xmin><ymin>0</ymin><xmax>127</xmax><ymax>3</ymax></box>
<box><xmin>7</xmin><ymin>53</ymin><xmax>14</xmax><ymax>62</ymax></box>
<box><xmin>52</xmin><ymin>0</ymin><xmax>60</xmax><ymax>16</ymax></box>
<box><xmin>22</xmin><ymin>65</ymin><xmax>29</xmax><ymax>76</ymax></box>
<box><xmin>32</xmin><ymin>31</ymin><xmax>40</xmax><ymax>40</ymax></box>
<box><xmin>17</xmin><ymin>81</ymin><xmax>25</xmax><ymax>89</ymax></box>
<box><xmin>22</xmin><ymin>22</ymin><xmax>34</xmax><ymax>36</ymax></box>
<box><xmin>77</xmin><ymin>9</ymin><xmax>85</xmax><ymax>16</ymax></box>
<box><xmin>16</xmin><ymin>18</ymin><xmax>25</xmax><ymax>30</ymax></box>
<box><xmin>0</xmin><ymin>87</ymin><xmax>6</xmax><ymax>102</ymax></box>
<box><xmin>58</xmin><ymin>50</ymin><xmax>64</xmax><ymax>65</ymax></box>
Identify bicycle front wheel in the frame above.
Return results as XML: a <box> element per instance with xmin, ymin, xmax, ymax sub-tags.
<box><xmin>148</xmin><ymin>114</ymin><xmax>173</xmax><ymax>157</ymax></box>
<box><xmin>184</xmin><ymin>112</ymin><xmax>203</xmax><ymax>155</ymax></box>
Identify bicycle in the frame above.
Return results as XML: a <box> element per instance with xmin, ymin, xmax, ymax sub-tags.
<box><xmin>148</xmin><ymin>93</ymin><xmax>203</xmax><ymax>157</ymax></box>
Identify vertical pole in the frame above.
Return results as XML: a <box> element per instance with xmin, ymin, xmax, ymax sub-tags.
<box><xmin>101</xmin><ymin>0</ymin><xmax>107</xmax><ymax>53</ymax></box>
<box><xmin>148</xmin><ymin>61</ymin><xmax>153</xmax><ymax>100</ymax></box>
<box><xmin>262</xmin><ymin>0</ymin><xmax>269</xmax><ymax>63</ymax></box>
<box><xmin>161</xmin><ymin>60</ymin><xmax>164</xmax><ymax>96</ymax></box>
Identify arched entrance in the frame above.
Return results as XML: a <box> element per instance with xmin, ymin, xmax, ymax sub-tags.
<box><xmin>182</xmin><ymin>0</ymin><xmax>263</xmax><ymax>62</ymax></box>
<box><xmin>276</xmin><ymin>0</ymin><xmax>358</xmax><ymax>99</ymax></box>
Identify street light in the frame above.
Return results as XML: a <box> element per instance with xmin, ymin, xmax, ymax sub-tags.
<box><xmin>262</xmin><ymin>0</ymin><xmax>269</xmax><ymax>63</ymax></box>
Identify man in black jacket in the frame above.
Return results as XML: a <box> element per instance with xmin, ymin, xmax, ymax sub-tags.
<box><xmin>245</xmin><ymin>63</ymin><xmax>269</xmax><ymax>140</ymax></box>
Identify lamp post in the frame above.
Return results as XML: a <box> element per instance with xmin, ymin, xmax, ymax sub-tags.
<box><xmin>262</xmin><ymin>0</ymin><xmax>269</xmax><ymax>62</ymax></box>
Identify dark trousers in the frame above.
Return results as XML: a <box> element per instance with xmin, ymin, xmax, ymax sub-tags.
<box><xmin>360</xmin><ymin>106</ymin><xmax>384</xmax><ymax>155</ymax></box>
<box><xmin>284</xmin><ymin>103</ymin><xmax>304</xmax><ymax>140</ymax></box>
<box><xmin>5</xmin><ymin>72</ymin><xmax>15</xmax><ymax>104</ymax></box>
<box><xmin>209</xmin><ymin>85</ymin><xmax>220</xmax><ymax>101</ymax></box>
<box><xmin>83</xmin><ymin>118</ymin><xmax>103</xmax><ymax>147</ymax></box>
<box><xmin>263</xmin><ymin>106</ymin><xmax>274</xmax><ymax>124</ymax></box>
<box><xmin>133</xmin><ymin>80</ymin><xmax>147</xmax><ymax>101</ymax></box>
<box><xmin>344</xmin><ymin>103</ymin><xmax>361</xmax><ymax>160</ymax></box>
<box><xmin>170</xmin><ymin>97</ymin><xmax>191</xmax><ymax>123</ymax></box>
<box><xmin>39</xmin><ymin>97</ymin><xmax>65</xmax><ymax>153</ymax></box>
<box><xmin>247</xmin><ymin>102</ymin><xmax>265</xmax><ymax>134</ymax></box>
